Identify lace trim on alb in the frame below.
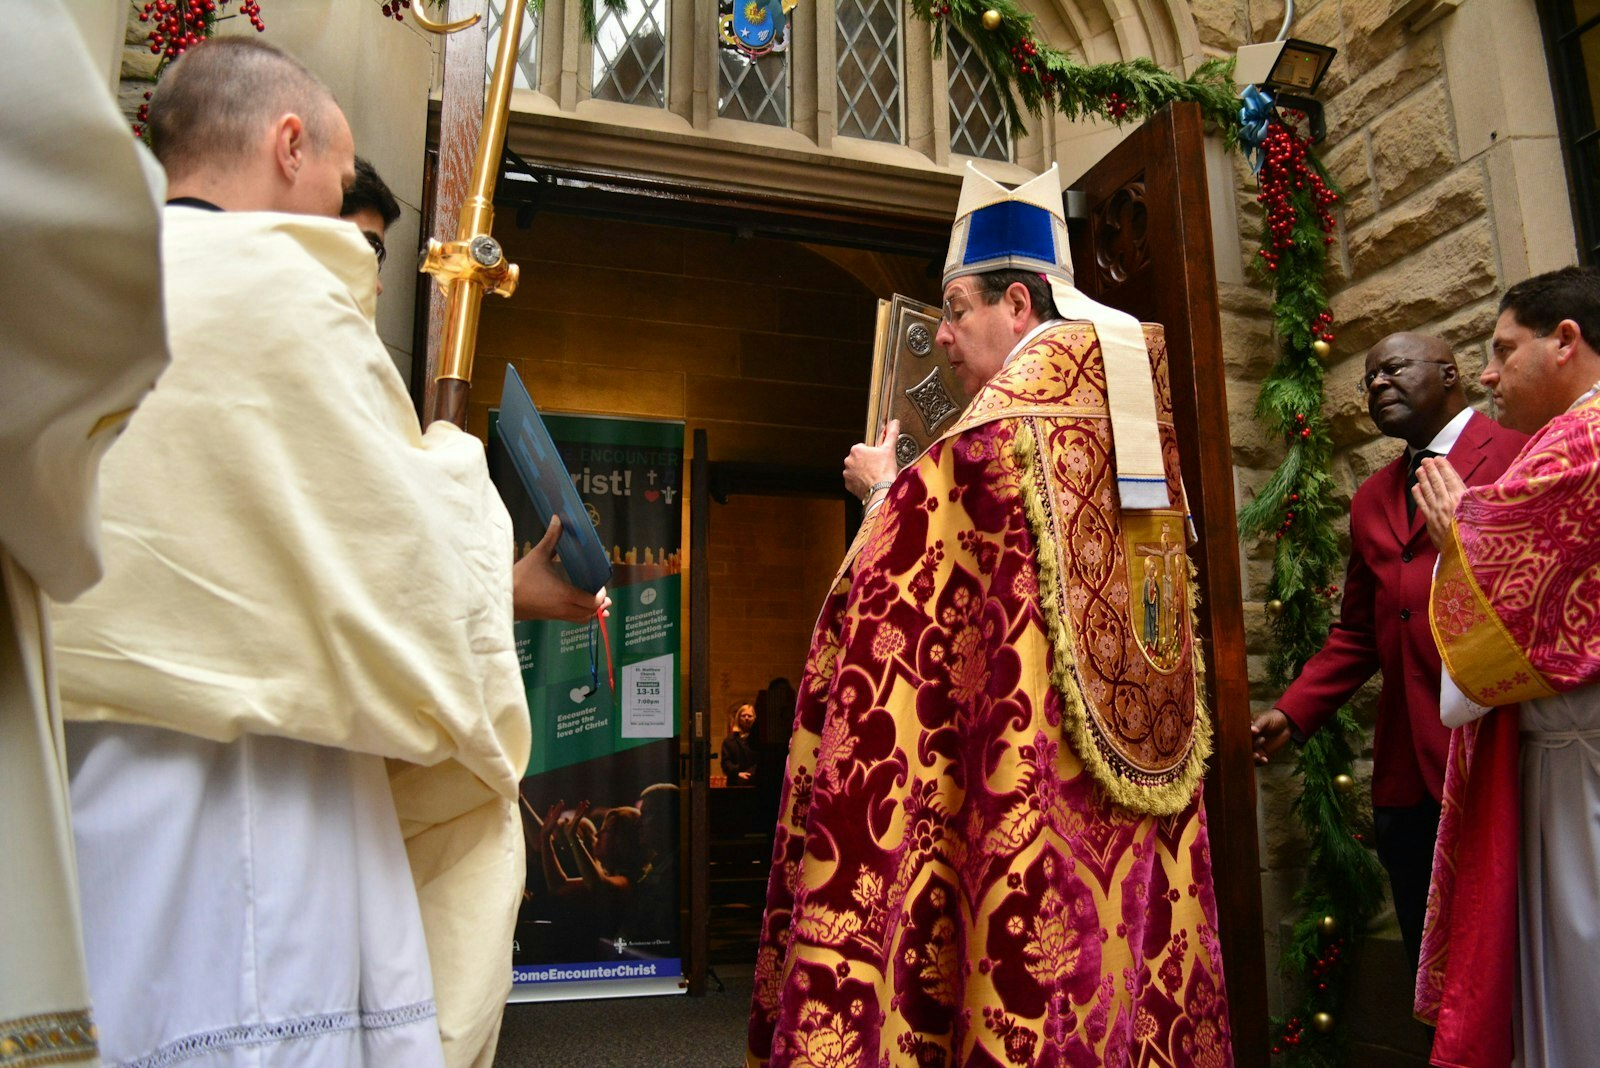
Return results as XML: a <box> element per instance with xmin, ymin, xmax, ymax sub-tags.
<box><xmin>358</xmin><ymin>1001</ymin><xmax>438</xmax><ymax>1032</ymax></box>
<box><xmin>121</xmin><ymin>1000</ymin><xmax>436</xmax><ymax>1068</ymax></box>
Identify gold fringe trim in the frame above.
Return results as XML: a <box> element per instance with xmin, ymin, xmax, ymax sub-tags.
<box><xmin>1013</xmin><ymin>418</ymin><xmax>1211</xmax><ymax>817</ymax></box>
<box><xmin>0</xmin><ymin>1010</ymin><xmax>97</xmax><ymax>1067</ymax></box>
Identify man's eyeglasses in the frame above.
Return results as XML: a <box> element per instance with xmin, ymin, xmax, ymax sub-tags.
<box><xmin>362</xmin><ymin>230</ymin><xmax>387</xmax><ymax>269</ymax></box>
<box><xmin>940</xmin><ymin>297</ymin><xmax>973</xmax><ymax>329</ymax></box>
<box><xmin>1360</xmin><ymin>358</ymin><xmax>1451</xmax><ymax>394</ymax></box>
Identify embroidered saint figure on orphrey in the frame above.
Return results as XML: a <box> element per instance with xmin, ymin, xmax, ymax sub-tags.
<box><xmin>747</xmin><ymin>164</ymin><xmax>1230</xmax><ymax>1066</ymax></box>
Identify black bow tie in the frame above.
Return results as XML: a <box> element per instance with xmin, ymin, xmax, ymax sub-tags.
<box><xmin>1406</xmin><ymin>449</ymin><xmax>1440</xmax><ymax>522</ymax></box>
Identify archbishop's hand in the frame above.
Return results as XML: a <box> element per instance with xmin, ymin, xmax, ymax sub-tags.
<box><xmin>513</xmin><ymin>516</ymin><xmax>612</xmax><ymax>623</ymax></box>
<box><xmin>1413</xmin><ymin>457</ymin><xmax>1467</xmax><ymax>551</ymax></box>
<box><xmin>1250</xmin><ymin>709</ymin><xmax>1294</xmax><ymax>765</ymax></box>
<box><xmin>844</xmin><ymin>418</ymin><xmax>900</xmax><ymax>502</ymax></box>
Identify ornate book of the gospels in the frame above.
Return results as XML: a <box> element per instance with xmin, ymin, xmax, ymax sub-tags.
<box><xmin>865</xmin><ymin>294</ymin><xmax>971</xmax><ymax>470</ymax></box>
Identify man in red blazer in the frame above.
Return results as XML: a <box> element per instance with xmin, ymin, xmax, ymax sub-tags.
<box><xmin>1251</xmin><ymin>332</ymin><xmax>1527</xmax><ymax>973</ymax></box>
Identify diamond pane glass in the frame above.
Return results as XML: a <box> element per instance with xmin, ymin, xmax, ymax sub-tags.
<box><xmin>835</xmin><ymin>0</ymin><xmax>902</xmax><ymax>143</ymax></box>
<box><xmin>593</xmin><ymin>0</ymin><xmax>668</xmax><ymax>108</ymax></box>
<box><xmin>719</xmin><ymin>47</ymin><xmax>790</xmax><ymax>126</ymax></box>
<box><xmin>947</xmin><ymin>31</ymin><xmax>1009</xmax><ymax>161</ymax></box>
<box><xmin>485</xmin><ymin>0</ymin><xmax>539</xmax><ymax>90</ymax></box>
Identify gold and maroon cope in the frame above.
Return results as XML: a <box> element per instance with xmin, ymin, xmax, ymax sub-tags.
<box><xmin>415</xmin><ymin>0</ymin><xmax>525</xmax><ymax>429</ymax></box>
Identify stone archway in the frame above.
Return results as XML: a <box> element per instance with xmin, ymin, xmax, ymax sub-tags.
<box><xmin>1030</xmin><ymin>0</ymin><xmax>1204</xmax><ymax>69</ymax></box>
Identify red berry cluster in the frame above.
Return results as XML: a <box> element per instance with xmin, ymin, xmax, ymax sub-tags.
<box><xmin>138</xmin><ymin>1</ymin><xmax>264</xmax><ymax>63</ymax></box>
<box><xmin>1008</xmin><ymin>37</ymin><xmax>1039</xmax><ymax>77</ymax></box>
<box><xmin>140</xmin><ymin>1</ymin><xmax>213</xmax><ymax>60</ymax></box>
<box><xmin>1277</xmin><ymin>485</ymin><xmax>1302</xmax><ymax>541</ymax></box>
<box><xmin>935</xmin><ymin>2</ymin><xmax>952</xmax><ymax>14</ymax></box>
<box><xmin>1307</xmin><ymin>936</ymin><xmax>1346</xmax><ymax>993</ymax></box>
<box><xmin>1310</xmin><ymin>309</ymin><xmax>1334</xmax><ymax>345</ymax></box>
<box><xmin>1271</xmin><ymin>1015</ymin><xmax>1307</xmax><ymax>1053</ymax></box>
<box><xmin>1255</xmin><ymin>119</ymin><xmax>1339</xmax><ymax>273</ymax></box>
<box><xmin>380</xmin><ymin>0</ymin><xmax>414</xmax><ymax>19</ymax></box>
<box><xmin>1104</xmin><ymin>91</ymin><xmax>1130</xmax><ymax>120</ymax></box>
<box><xmin>134</xmin><ymin>1</ymin><xmax>266</xmax><ymax>135</ymax></box>
<box><xmin>133</xmin><ymin>90</ymin><xmax>154</xmax><ymax>139</ymax></box>
<box><xmin>1276</xmin><ymin>494</ymin><xmax>1299</xmax><ymax>540</ymax></box>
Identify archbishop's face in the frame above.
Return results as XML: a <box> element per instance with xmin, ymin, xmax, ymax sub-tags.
<box><xmin>935</xmin><ymin>276</ymin><xmax>1013</xmax><ymax>395</ymax></box>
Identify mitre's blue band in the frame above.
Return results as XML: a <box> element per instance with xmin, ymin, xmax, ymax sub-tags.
<box><xmin>961</xmin><ymin>200</ymin><xmax>1056</xmax><ymax>267</ymax></box>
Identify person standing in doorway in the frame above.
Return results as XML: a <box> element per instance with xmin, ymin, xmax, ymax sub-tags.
<box><xmin>1251</xmin><ymin>332</ymin><xmax>1525</xmax><ymax>974</ymax></box>
<box><xmin>721</xmin><ymin>701</ymin><xmax>759</xmax><ymax>786</ymax></box>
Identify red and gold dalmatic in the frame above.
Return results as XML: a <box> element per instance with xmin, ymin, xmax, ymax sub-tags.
<box><xmin>747</xmin><ymin>322</ymin><xmax>1229</xmax><ymax>1067</ymax></box>
<box><xmin>1429</xmin><ymin>389</ymin><xmax>1600</xmax><ymax>707</ymax></box>
<box><xmin>1418</xmin><ymin>388</ymin><xmax>1600</xmax><ymax>1067</ymax></box>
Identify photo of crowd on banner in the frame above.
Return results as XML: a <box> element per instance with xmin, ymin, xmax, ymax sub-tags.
<box><xmin>515</xmin><ymin>755</ymin><xmax>681</xmax><ymax>967</ymax></box>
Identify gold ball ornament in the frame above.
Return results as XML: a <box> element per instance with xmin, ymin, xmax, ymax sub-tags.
<box><xmin>1333</xmin><ymin>773</ymin><xmax>1355</xmax><ymax>794</ymax></box>
<box><xmin>1265</xmin><ymin>599</ymin><xmax>1284</xmax><ymax>618</ymax></box>
<box><xmin>1318</xmin><ymin>914</ymin><xmax>1338</xmax><ymax>936</ymax></box>
<box><xmin>981</xmin><ymin>8</ymin><xmax>1003</xmax><ymax>29</ymax></box>
<box><xmin>1311</xmin><ymin>338</ymin><xmax>1332</xmax><ymax>360</ymax></box>
<box><xmin>1311</xmin><ymin>1012</ymin><xmax>1335</xmax><ymax>1034</ymax></box>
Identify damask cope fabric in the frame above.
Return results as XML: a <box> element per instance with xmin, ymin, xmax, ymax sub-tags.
<box><xmin>747</xmin><ymin>323</ymin><xmax>1230</xmax><ymax>1067</ymax></box>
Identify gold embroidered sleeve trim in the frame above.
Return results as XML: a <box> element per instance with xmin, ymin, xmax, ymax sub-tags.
<box><xmin>1431</xmin><ymin>522</ymin><xmax>1556</xmax><ymax>706</ymax></box>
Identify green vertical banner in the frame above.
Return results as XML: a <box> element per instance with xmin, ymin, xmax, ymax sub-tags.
<box><xmin>488</xmin><ymin>413</ymin><xmax>685</xmax><ymax>1001</ymax></box>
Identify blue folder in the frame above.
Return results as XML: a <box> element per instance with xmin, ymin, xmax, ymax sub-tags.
<box><xmin>495</xmin><ymin>365</ymin><xmax>612</xmax><ymax>594</ymax></box>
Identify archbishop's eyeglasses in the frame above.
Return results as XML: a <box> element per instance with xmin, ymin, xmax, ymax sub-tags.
<box><xmin>362</xmin><ymin>230</ymin><xmax>387</xmax><ymax>269</ymax></box>
<box><xmin>939</xmin><ymin>296</ymin><xmax>976</xmax><ymax>329</ymax></box>
<box><xmin>1359</xmin><ymin>358</ymin><xmax>1452</xmax><ymax>395</ymax></box>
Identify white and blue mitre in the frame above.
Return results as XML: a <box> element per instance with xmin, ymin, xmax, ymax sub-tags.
<box><xmin>944</xmin><ymin>162</ymin><xmax>1170</xmax><ymax>510</ymax></box>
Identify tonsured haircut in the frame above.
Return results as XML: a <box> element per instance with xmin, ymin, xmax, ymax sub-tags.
<box><xmin>148</xmin><ymin>38</ymin><xmax>336</xmax><ymax>180</ymax></box>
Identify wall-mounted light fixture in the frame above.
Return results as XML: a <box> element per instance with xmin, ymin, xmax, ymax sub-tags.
<box><xmin>1234</xmin><ymin>38</ymin><xmax>1338</xmax><ymax>142</ymax></box>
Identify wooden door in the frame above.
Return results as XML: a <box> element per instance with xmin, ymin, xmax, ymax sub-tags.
<box><xmin>1069</xmin><ymin>102</ymin><xmax>1267</xmax><ymax>1064</ymax></box>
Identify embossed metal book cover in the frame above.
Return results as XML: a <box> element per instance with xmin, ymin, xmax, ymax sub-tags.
<box><xmin>865</xmin><ymin>294</ymin><xmax>971</xmax><ymax>470</ymax></box>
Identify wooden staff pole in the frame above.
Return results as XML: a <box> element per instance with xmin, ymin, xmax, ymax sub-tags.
<box><xmin>416</xmin><ymin>0</ymin><xmax>527</xmax><ymax>428</ymax></box>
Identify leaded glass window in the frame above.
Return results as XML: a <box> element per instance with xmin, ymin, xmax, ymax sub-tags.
<box><xmin>718</xmin><ymin>7</ymin><xmax>790</xmax><ymax>129</ymax></box>
<box><xmin>835</xmin><ymin>0</ymin><xmax>902</xmax><ymax>142</ymax></box>
<box><xmin>485</xmin><ymin>0</ymin><xmax>540</xmax><ymax>90</ymax></box>
<box><xmin>1541</xmin><ymin>0</ymin><xmax>1600</xmax><ymax>261</ymax></box>
<box><xmin>593</xmin><ymin>0</ymin><xmax>668</xmax><ymax>107</ymax></box>
<box><xmin>947</xmin><ymin>31</ymin><xmax>1009</xmax><ymax>161</ymax></box>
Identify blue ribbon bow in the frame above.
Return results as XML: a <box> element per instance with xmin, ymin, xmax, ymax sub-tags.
<box><xmin>1239</xmin><ymin>85</ymin><xmax>1276</xmax><ymax>175</ymax></box>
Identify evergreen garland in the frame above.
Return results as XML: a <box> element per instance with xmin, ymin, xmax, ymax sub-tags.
<box><xmin>1233</xmin><ymin>111</ymin><xmax>1389</xmax><ymax>1063</ymax></box>
<box><xmin>908</xmin><ymin>0</ymin><xmax>1238</xmax><ymax>136</ymax></box>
